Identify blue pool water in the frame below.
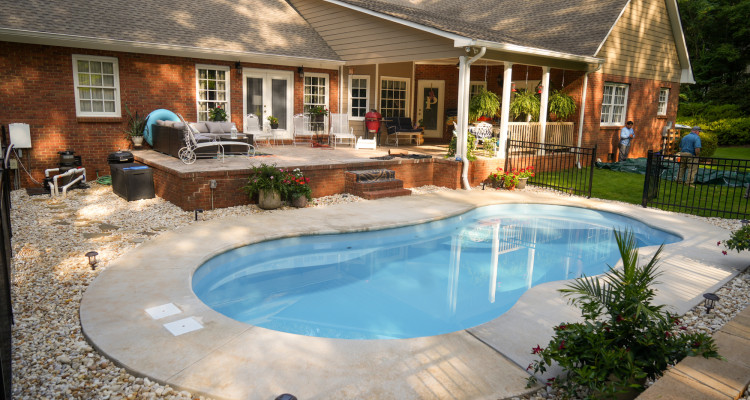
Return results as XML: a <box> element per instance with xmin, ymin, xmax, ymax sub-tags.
<box><xmin>192</xmin><ymin>204</ymin><xmax>680</xmax><ymax>340</ymax></box>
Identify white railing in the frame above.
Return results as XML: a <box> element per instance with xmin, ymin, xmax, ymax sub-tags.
<box><xmin>507</xmin><ymin>122</ymin><xmax>575</xmax><ymax>146</ymax></box>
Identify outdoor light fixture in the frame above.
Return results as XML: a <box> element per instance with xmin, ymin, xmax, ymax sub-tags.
<box><xmin>235</xmin><ymin>61</ymin><xmax>242</xmax><ymax>73</ymax></box>
<box><xmin>348</xmin><ymin>66</ymin><xmax>354</xmax><ymax>75</ymax></box>
<box><xmin>85</xmin><ymin>251</ymin><xmax>99</xmax><ymax>270</ymax></box>
<box><xmin>703</xmin><ymin>292</ymin><xmax>719</xmax><ymax>314</ymax></box>
<box><xmin>298</xmin><ymin>66</ymin><xmax>304</xmax><ymax>78</ymax></box>
<box><xmin>742</xmin><ymin>219</ymin><xmax>749</xmax><ymax>226</ymax></box>
<box><xmin>275</xmin><ymin>394</ymin><xmax>297</xmax><ymax>400</ymax></box>
<box><xmin>496</xmin><ymin>74</ymin><xmax>503</xmax><ymax>88</ymax></box>
<box><xmin>195</xmin><ymin>209</ymin><xmax>204</xmax><ymax>221</ymax></box>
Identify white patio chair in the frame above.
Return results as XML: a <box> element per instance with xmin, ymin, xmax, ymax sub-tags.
<box><xmin>293</xmin><ymin>114</ymin><xmax>313</xmax><ymax>146</ymax></box>
<box><xmin>176</xmin><ymin>114</ymin><xmax>254</xmax><ymax>165</ymax></box>
<box><xmin>329</xmin><ymin>113</ymin><xmax>356</xmax><ymax>148</ymax></box>
<box><xmin>246</xmin><ymin>114</ymin><xmax>272</xmax><ymax>146</ymax></box>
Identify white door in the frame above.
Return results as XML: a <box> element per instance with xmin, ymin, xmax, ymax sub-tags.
<box><xmin>417</xmin><ymin>80</ymin><xmax>445</xmax><ymax>138</ymax></box>
<box><xmin>243</xmin><ymin>69</ymin><xmax>293</xmax><ymax>138</ymax></box>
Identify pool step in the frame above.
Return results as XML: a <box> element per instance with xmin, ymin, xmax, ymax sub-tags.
<box><xmin>345</xmin><ymin>169</ymin><xmax>411</xmax><ymax>200</ymax></box>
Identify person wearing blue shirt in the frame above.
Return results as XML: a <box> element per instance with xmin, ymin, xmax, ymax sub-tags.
<box><xmin>677</xmin><ymin>126</ymin><xmax>702</xmax><ymax>186</ymax></box>
<box><xmin>619</xmin><ymin>121</ymin><xmax>634</xmax><ymax>161</ymax></box>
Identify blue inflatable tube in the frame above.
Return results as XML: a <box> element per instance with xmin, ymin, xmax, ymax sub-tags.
<box><xmin>143</xmin><ymin>109</ymin><xmax>180</xmax><ymax>146</ymax></box>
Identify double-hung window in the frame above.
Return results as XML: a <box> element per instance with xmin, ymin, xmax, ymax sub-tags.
<box><xmin>303</xmin><ymin>73</ymin><xmax>329</xmax><ymax>113</ymax></box>
<box><xmin>348</xmin><ymin>75</ymin><xmax>369</xmax><ymax>120</ymax></box>
<box><xmin>73</xmin><ymin>55</ymin><xmax>120</xmax><ymax>117</ymax></box>
<box><xmin>657</xmin><ymin>88</ymin><xmax>669</xmax><ymax>116</ymax></box>
<box><xmin>470</xmin><ymin>81</ymin><xmax>487</xmax><ymax>98</ymax></box>
<box><xmin>600</xmin><ymin>83</ymin><xmax>629</xmax><ymax>126</ymax></box>
<box><xmin>380</xmin><ymin>77</ymin><xmax>409</xmax><ymax>118</ymax></box>
<box><xmin>196</xmin><ymin>65</ymin><xmax>230</xmax><ymax>122</ymax></box>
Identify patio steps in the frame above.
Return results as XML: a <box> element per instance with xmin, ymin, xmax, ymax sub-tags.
<box><xmin>345</xmin><ymin>169</ymin><xmax>412</xmax><ymax>200</ymax></box>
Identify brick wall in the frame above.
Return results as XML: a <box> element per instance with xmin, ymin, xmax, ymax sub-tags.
<box><xmin>0</xmin><ymin>41</ymin><xmax>338</xmax><ymax>187</ymax></box>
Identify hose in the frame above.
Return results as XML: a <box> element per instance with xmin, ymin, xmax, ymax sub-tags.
<box><xmin>96</xmin><ymin>175</ymin><xmax>112</xmax><ymax>185</ymax></box>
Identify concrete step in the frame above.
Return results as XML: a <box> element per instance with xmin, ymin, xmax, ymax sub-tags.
<box><xmin>360</xmin><ymin>188</ymin><xmax>412</xmax><ymax>200</ymax></box>
<box><xmin>346</xmin><ymin>169</ymin><xmax>396</xmax><ymax>182</ymax></box>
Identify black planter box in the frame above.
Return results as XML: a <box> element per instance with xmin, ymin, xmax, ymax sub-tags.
<box><xmin>110</xmin><ymin>163</ymin><xmax>155</xmax><ymax>201</ymax></box>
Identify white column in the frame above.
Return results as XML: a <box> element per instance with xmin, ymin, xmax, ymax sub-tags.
<box><xmin>456</xmin><ymin>56</ymin><xmax>469</xmax><ymax>160</ymax></box>
<box><xmin>498</xmin><ymin>62</ymin><xmax>513</xmax><ymax>157</ymax></box>
<box><xmin>539</xmin><ymin>66</ymin><xmax>550</xmax><ymax>145</ymax></box>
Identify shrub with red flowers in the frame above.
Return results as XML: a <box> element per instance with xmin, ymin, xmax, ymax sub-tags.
<box><xmin>718</xmin><ymin>224</ymin><xmax>750</xmax><ymax>255</ymax></box>
<box><xmin>526</xmin><ymin>230</ymin><xmax>721</xmax><ymax>399</ymax></box>
<box><xmin>487</xmin><ymin>166</ymin><xmax>535</xmax><ymax>189</ymax></box>
<box><xmin>242</xmin><ymin>164</ymin><xmax>313</xmax><ymax>202</ymax></box>
<box><xmin>286</xmin><ymin>168</ymin><xmax>312</xmax><ymax>201</ymax></box>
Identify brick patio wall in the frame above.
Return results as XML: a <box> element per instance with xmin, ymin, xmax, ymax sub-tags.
<box><xmin>139</xmin><ymin>155</ymin><xmax>501</xmax><ymax>211</ymax></box>
<box><xmin>0</xmin><ymin>41</ymin><xmax>338</xmax><ymax>188</ymax></box>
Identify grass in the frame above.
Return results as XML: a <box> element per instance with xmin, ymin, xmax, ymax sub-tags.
<box><xmin>713</xmin><ymin>146</ymin><xmax>750</xmax><ymax>160</ymax></box>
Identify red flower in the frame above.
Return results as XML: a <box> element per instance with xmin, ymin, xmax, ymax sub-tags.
<box><xmin>558</xmin><ymin>340</ymin><xmax>566</xmax><ymax>350</ymax></box>
<box><xmin>717</xmin><ymin>241</ymin><xmax>721</xmax><ymax>246</ymax></box>
<box><xmin>546</xmin><ymin>377</ymin><xmax>556</xmax><ymax>386</ymax></box>
<box><xmin>526</xmin><ymin>364</ymin><xmax>533</xmax><ymax>371</ymax></box>
<box><xmin>672</xmin><ymin>317</ymin><xmax>681</xmax><ymax>325</ymax></box>
<box><xmin>555</xmin><ymin>324</ymin><xmax>568</xmax><ymax>331</ymax></box>
<box><xmin>722</xmin><ymin>251</ymin><xmax>728</xmax><ymax>255</ymax></box>
<box><xmin>532</xmin><ymin>345</ymin><xmax>543</xmax><ymax>354</ymax></box>
<box><xmin>616</xmin><ymin>314</ymin><xmax>624</xmax><ymax>322</ymax></box>
<box><xmin>680</xmin><ymin>326</ymin><xmax>687</xmax><ymax>331</ymax></box>
<box><xmin>665</xmin><ymin>331</ymin><xmax>672</xmax><ymax>337</ymax></box>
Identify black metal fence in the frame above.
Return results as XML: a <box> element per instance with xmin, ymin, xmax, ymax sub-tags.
<box><xmin>505</xmin><ymin>139</ymin><xmax>597</xmax><ymax>198</ymax></box>
<box><xmin>642</xmin><ymin>150</ymin><xmax>750</xmax><ymax>219</ymax></box>
<box><xmin>0</xmin><ymin>154</ymin><xmax>13</xmax><ymax>398</ymax></box>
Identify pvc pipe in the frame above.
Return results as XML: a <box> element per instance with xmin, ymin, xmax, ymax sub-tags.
<box><xmin>45</xmin><ymin>168</ymin><xmax>60</xmax><ymax>178</ymax></box>
<box><xmin>61</xmin><ymin>169</ymin><xmax>86</xmax><ymax>197</ymax></box>
<box><xmin>51</xmin><ymin>168</ymin><xmax>85</xmax><ymax>197</ymax></box>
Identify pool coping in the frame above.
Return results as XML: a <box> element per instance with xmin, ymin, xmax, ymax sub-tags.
<box><xmin>80</xmin><ymin>190</ymin><xmax>747</xmax><ymax>400</ymax></box>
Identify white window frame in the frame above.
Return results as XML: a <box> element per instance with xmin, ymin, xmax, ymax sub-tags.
<box><xmin>657</xmin><ymin>88</ymin><xmax>669</xmax><ymax>116</ymax></box>
<box><xmin>470</xmin><ymin>81</ymin><xmax>487</xmax><ymax>98</ymax></box>
<box><xmin>196</xmin><ymin>64</ymin><xmax>231</xmax><ymax>122</ymax></box>
<box><xmin>380</xmin><ymin>76</ymin><xmax>410</xmax><ymax>118</ymax></box>
<box><xmin>348</xmin><ymin>75</ymin><xmax>370</xmax><ymax>121</ymax></box>
<box><xmin>72</xmin><ymin>55</ymin><xmax>121</xmax><ymax>118</ymax></box>
<box><xmin>303</xmin><ymin>72</ymin><xmax>329</xmax><ymax>113</ymax></box>
<box><xmin>600</xmin><ymin>82</ymin><xmax>629</xmax><ymax>126</ymax></box>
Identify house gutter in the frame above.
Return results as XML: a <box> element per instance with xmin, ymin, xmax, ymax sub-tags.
<box><xmin>459</xmin><ymin>46</ymin><xmax>486</xmax><ymax>190</ymax></box>
<box><xmin>455</xmin><ymin>39</ymin><xmax>603</xmax><ymax>66</ymax></box>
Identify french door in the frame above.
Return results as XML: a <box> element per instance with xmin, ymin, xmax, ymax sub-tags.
<box><xmin>243</xmin><ymin>69</ymin><xmax>293</xmax><ymax>136</ymax></box>
<box><xmin>417</xmin><ymin>80</ymin><xmax>445</xmax><ymax>138</ymax></box>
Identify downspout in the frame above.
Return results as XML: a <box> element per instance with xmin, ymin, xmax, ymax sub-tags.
<box><xmin>460</xmin><ymin>46</ymin><xmax>486</xmax><ymax>190</ymax></box>
<box><xmin>339</xmin><ymin>65</ymin><xmax>344</xmax><ymax>119</ymax></box>
<box><xmin>576</xmin><ymin>63</ymin><xmax>603</xmax><ymax>155</ymax></box>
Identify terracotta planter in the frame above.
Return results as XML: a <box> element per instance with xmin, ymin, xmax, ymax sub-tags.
<box><xmin>258</xmin><ymin>189</ymin><xmax>282</xmax><ymax>210</ymax></box>
<box><xmin>291</xmin><ymin>195</ymin><xmax>308</xmax><ymax>208</ymax></box>
<box><xmin>517</xmin><ymin>178</ymin><xmax>528</xmax><ymax>189</ymax></box>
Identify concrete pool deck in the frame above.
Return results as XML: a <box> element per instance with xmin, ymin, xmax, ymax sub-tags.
<box><xmin>79</xmin><ymin>190</ymin><xmax>748</xmax><ymax>400</ymax></box>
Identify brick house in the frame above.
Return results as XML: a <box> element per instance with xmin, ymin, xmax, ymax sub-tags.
<box><xmin>0</xmin><ymin>0</ymin><xmax>692</xmax><ymax>188</ymax></box>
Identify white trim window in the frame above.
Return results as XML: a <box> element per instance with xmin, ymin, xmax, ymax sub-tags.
<box><xmin>657</xmin><ymin>88</ymin><xmax>669</xmax><ymax>116</ymax></box>
<box><xmin>196</xmin><ymin>65</ymin><xmax>230</xmax><ymax>122</ymax></box>
<box><xmin>72</xmin><ymin>55</ymin><xmax>120</xmax><ymax>117</ymax></box>
<box><xmin>348</xmin><ymin>75</ymin><xmax>370</xmax><ymax>120</ymax></box>
<box><xmin>380</xmin><ymin>77</ymin><xmax>410</xmax><ymax>118</ymax></box>
<box><xmin>303</xmin><ymin>73</ymin><xmax>329</xmax><ymax>114</ymax></box>
<box><xmin>600</xmin><ymin>83</ymin><xmax>629</xmax><ymax>126</ymax></box>
<box><xmin>470</xmin><ymin>81</ymin><xmax>487</xmax><ymax>98</ymax></box>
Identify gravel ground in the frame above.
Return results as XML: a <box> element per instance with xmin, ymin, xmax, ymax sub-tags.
<box><xmin>9</xmin><ymin>184</ymin><xmax>749</xmax><ymax>399</ymax></box>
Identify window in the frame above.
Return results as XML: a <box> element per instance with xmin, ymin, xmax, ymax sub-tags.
<box><xmin>657</xmin><ymin>88</ymin><xmax>669</xmax><ymax>116</ymax></box>
<box><xmin>348</xmin><ymin>75</ymin><xmax>369</xmax><ymax>120</ymax></box>
<box><xmin>600</xmin><ymin>83</ymin><xmax>629</xmax><ymax>126</ymax></box>
<box><xmin>196</xmin><ymin>65</ymin><xmax>230</xmax><ymax>122</ymax></box>
<box><xmin>470</xmin><ymin>81</ymin><xmax>487</xmax><ymax>98</ymax></box>
<box><xmin>380</xmin><ymin>77</ymin><xmax>409</xmax><ymax>118</ymax></box>
<box><xmin>73</xmin><ymin>55</ymin><xmax>120</xmax><ymax>117</ymax></box>
<box><xmin>303</xmin><ymin>73</ymin><xmax>329</xmax><ymax>113</ymax></box>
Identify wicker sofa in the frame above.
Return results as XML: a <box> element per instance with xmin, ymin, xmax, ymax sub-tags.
<box><xmin>151</xmin><ymin>120</ymin><xmax>255</xmax><ymax>158</ymax></box>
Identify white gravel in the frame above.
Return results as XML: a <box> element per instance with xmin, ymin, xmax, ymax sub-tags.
<box><xmin>9</xmin><ymin>183</ymin><xmax>749</xmax><ymax>399</ymax></box>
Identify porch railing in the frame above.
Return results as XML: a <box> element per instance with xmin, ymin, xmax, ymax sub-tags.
<box><xmin>507</xmin><ymin>122</ymin><xmax>575</xmax><ymax>146</ymax></box>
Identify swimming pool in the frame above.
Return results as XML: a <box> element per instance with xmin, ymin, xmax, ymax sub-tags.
<box><xmin>192</xmin><ymin>204</ymin><xmax>680</xmax><ymax>340</ymax></box>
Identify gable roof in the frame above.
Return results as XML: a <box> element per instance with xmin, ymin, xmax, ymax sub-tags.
<box><xmin>329</xmin><ymin>0</ymin><xmax>630</xmax><ymax>57</ymax></box>
<box><xmin>0</xmin><ymin>0</ymin><xmax>341</xmax><ymax>64</ymax></box>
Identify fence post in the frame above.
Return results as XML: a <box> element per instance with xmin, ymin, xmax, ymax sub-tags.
<box><xmin>504</xmin><ymin>137</ymin><xmax>510</xmax><ymax>171</ymax></box>
<box><xmin>587</xmin><ymin>144</ymin><xmax>597</xmax><ymax>198</ymax></box>
<box><xmin>642</xmin><ymin>150</ymin><xmax>654</xmax><ymax>207</ymax></box>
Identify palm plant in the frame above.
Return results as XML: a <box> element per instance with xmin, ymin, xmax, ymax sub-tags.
<box><xmin>527</xmin><ymin>230</ymin><xmax>721</xmax><ymax>399</ymax></box>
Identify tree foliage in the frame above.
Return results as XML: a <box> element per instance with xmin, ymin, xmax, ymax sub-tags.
<box><xmin>678</xmin><ymin>0</ymin><xmax>750</xmax><ymax>113</ymax></box>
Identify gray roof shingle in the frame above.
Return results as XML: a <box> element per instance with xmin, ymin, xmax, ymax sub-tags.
<box><xmin>0</xmin><ymin>0</ymin><xmax>341</xmax><ymax>61</ymax></box>
<box><xmin>334</xmin><ymin>0</ymin><xmax>630</xmax><ymax>56</ymax></box>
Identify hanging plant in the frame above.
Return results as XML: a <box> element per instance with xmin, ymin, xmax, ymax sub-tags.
<box><xmin>509</xmin><ymin>90</ymin><xmax>540</xmax><ymax>121</ymax></box>
<box><xmin>469</xmin><ymin>88</ymin><xmax>500</xmax><ymax>122</ymax></box>
<box><xmin>548</xmin><ymin>90</ymin><xmax>577</xmax><ymax>121</ymax></box>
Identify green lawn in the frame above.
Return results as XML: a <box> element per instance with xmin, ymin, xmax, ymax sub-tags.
<box><xmin>713</xmin><ymin>146</ymin><xmax>750</xmax><ymax>160</ymax></box>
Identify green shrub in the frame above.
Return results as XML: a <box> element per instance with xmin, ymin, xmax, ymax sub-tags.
<box><xmin>722</xmin><ymin>224</ymin><xmax>750</xmax><ymax>253</ymax></box>
<box><xmin>678</xmin><ymin>102</ymin><xmax>744</xmax><ymax>120</ymax></box>
<box><xmin>677</xmin><ymin>102</ymin><xmax>750</xmax><ymax>146</ymax></box>
<box><xmin>446</xmin><ymin>132</ymin><xmax>477</xmax><ymax>161</ymax></box>
<box><xmin>527</xmin><ymin>230</ymin><xmax>721</xmax><ymax>399</ymax></box>
<box><xmin>676</xmin><ymin>130</ymin><xmax>718</xmax><ymax>157</ymax></box>
<box><xmin>510</xmin><ymin>90</ymin><xmax>540</xmax><ymax>121</ymax></box>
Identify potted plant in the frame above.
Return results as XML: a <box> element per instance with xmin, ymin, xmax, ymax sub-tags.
<box><xmin>547</xmin><ymin>90</ymin><xmax>577</xmax><ymax>121</ymax></box>
<box><xmin>307</xmin><ymin>105</ymin><xmax>328</xmax><ymax>123</ymax></box>
<box><xmin>208</xmin><ymin>106</ymin><xmax>227</xmax><ymax>122</ymax></box>
<box><xmin>286</xmin><ymin>168</ymin><xmax>312</xmax><ymax>208</ymax></box>
<box><xmin>469</xmin><ymin>88</ymin><xmax>500</xmax><ymax>123</ymax></box>
<box><xmin>486</xmin><ymin>168</ymin><xmax>520</xmax><ymax>190</ymax></box>
<box><xmin>509</xmin><ymin>90</ymin><xmax>540</xmax><ymax>122</ymax></box>
<box><xmin>242</xmin><ymin>163</ymin><xmax>290</xmax><ymax>210</ymax></box>
<box><xmin>123</xmin><ymin>105</ymin><xmax>147</xmax><ymax>147</ymax></box>
<box><xmin>516</xmin><ymin>166</ymin><xmax>535</xmax><ymax>189</ymax></box>
<box><xmin>267</xmin><ymin>115</ymin><xmax>279</xmax><ymax>129</ymax></box>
